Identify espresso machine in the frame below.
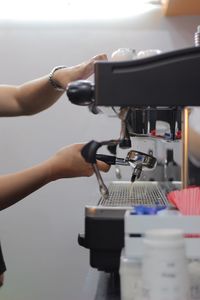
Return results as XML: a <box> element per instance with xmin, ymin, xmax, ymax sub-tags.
<box><xmin>67</xmin><ymin>46</ymin><xmax>200</xmax><ymax>273</ymax></box>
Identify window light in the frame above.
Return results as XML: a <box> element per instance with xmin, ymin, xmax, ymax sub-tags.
<box><xmin>0</xmin><ymin>0</ymin><xmax>161</xmax><ymax>22</ymax></box>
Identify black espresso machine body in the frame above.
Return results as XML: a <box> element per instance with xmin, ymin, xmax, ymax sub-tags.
<box><xmin>94</xmin><ymin>46</ymin><xmax>200</xmax><ymax>107</ymax></box>
<box><xmin>67</xmin><ymin>46</ymin><xmax>200</xmax><ymax>273</ymax></box>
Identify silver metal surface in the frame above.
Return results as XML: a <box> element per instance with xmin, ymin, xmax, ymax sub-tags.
<box><xmin>92</xmin><ymin>163</ymin><xmax>109</xmax><ymax>199</ymax></box>
<box><xmin>98</xmin><ymin>181</ymin><xmax>168</xmax><ymax>207</ymax></box>
<box><xmin>85</xmin><ymin>181</ymin><xmax>180</xmax><ymax>219</ymax></box>
<box><xmin>181</xmin><ymin>107</ymin><xmax>189</xmax><ymax>189</ymax></box>
<box><xmin>194</xmin><ymin>30</ymin><xmax>200</xmax><ymax>47</ymax></box>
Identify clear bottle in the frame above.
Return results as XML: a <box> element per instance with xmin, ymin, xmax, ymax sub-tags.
<box><xmin>142</xmin><ymin>228</ymin><xmax>190</xmax><ymax>300</ymax></box>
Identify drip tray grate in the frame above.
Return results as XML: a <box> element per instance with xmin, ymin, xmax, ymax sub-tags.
<box><xmin>98</xmin><ymin>181</ymin><xmax>169</xmax><ymax>207</ymax></box>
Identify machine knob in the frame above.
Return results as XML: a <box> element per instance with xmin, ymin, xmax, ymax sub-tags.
<box><xmin>66</xmin><ymin>80</ymin><xmax>94</xmax><ymax>106</ymax></box>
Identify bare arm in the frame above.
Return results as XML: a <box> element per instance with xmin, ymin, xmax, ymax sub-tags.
<box><xmin>0</xmin><ymin>143</ymin><xmax>110</xmax><ymax>210</ymax></box>
<box><xmin>0</xmin><ymin>54</ymin><xmax>107</xmax><ymax>116</ymax></box>
<box><xmin>0</xmin><ymin>54</ymin><xmax>109</xmax><ymax>210</ymax></box>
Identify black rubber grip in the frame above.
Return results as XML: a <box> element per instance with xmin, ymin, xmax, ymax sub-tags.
<box><xmin>96</xmin><ymin>154</ymin><xmax>116</xmax><ymax>165</ymax></box>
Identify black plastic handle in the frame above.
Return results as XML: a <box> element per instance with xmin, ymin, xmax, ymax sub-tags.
<box><xmin>66</xmin><ymin>80</ymin><xmax>94</xmax><ymax>106</ymax></box>
<box><xmin>81</xmin><ymin>140</ymin><xmax>102</xmax><ymax>164</ymax></box>
<box><xmin>81</xmin><ymin>140</ymin><xmax>120</xmax><ymax>164</ymax></box>
<box><xmin>96</xmin><ymin>154</ymin><xmax>116</xmax><ymax>165</ymax></box>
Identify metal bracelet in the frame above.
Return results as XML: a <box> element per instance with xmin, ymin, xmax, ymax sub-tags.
<box><xmin>49</xmin><ymin>66</ymin><xmax>66</xmax><ymax>92</ymax></box>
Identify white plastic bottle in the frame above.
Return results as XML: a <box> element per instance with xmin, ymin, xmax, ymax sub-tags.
<box><xmin>142</xmin><ymin>228</ymin><xmax>190</xmax><ymax>300</ymax></box>
<box><xmin>120</xmin><ymin>249</ymin><xmax>142</xmax><ymax>300</ymax></box>
<box><xmin>188</xmin><ymin>259</ymin><xmax>200</xmax><ymax>300</ymax></box>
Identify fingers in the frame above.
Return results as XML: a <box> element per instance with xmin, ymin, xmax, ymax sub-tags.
<box><xmin>76</xmin><ymin>143</ymin><xmax>110</xmax><ymax>173</ymax></box>
<box><xmin>80</xmin><ymin>53</ymin><xmax>108</xmax><ymax>79</ymax></box>
<box><xmin>91</xmin><ymin>53</ymin><xmax>108</xmax><ymax>62</ymax></box>
<box><xmin>61</xmin><ymin>53</ymin><xmax>108</xmax><ymax>87</ymax></box>
<box><xmin>96</xmin><ymin>160</ymin><xmax>111</xmax><ymax>173</ymax></box>
<box><xmin>70</xmin><ymin>143</ymin><xmax>110</xmax><ymax>175</ymax></box>
<box><xmin>50</xmin><ymin>143</ymin><xmax>111</xmax><ymax>180</ymax></box>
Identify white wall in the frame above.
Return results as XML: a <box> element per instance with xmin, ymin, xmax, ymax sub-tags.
<box><xmin>0</xmin><ymin>8</ymin><xmax>199</xmax><ymax>300</ymax></box>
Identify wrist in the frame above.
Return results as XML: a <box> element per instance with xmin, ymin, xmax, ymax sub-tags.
<box><xmin>46</xmin><ymin>156</ymin><xmax>65</xmax><ymax>182</ymax></box>
<box><xmin>49</xmin><ymin>66</ymin><xmax>67</xmax><ymax>92</ymax></box>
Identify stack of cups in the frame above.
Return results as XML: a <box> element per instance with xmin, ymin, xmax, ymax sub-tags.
<box><xmin>142</xmin><ymin>228</ymin><xmax>190</xmax><ymax>300</ymax></box>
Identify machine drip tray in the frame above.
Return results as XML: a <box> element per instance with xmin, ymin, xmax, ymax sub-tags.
<box><xmin>99</xmin><ymin>181</ymin><xmax>169</xmax><ymax>208</ymax></box>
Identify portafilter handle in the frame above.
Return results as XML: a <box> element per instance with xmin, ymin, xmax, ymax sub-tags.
<box><xmin>81</xmin><ymin>140</ymin><xmax>109</xmax><ymax>199</ymax></box>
